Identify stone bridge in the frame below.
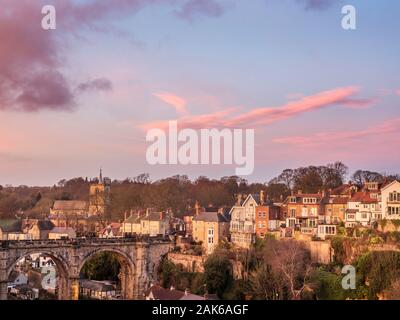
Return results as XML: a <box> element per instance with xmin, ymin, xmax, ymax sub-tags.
<box><xmin>0</xmin><ymin>237</ymin><xmax>172</xmax><ymax>300</ymax></box>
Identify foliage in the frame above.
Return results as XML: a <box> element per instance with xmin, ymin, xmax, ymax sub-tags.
<box><xmin>80</xmin><ymin>252</ymin><xmax>121</xmax><ymax>281</ymax></box>
<box><xmin>331</xmin><ymin>236</ymin><xmax>345</xmax><ymax>265</ymax></box>
<box><xmin>380</xmin><ymin>219</ymin><xmax>388</xmax><ymax>231</ymax></box>
<box><xmin>356</xmin><ymin>251</ymin><xmax>400</xmax><ymax>299</ymax></box>
<box><xmin>203</xmin><ymin>249</ymin><xmax>233</xmax><ymax>297</ymax></box>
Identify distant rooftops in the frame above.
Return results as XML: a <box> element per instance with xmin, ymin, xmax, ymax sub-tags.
<box><xmin>192</xmin><ymin>211</ymin><xmax>230</xmax><ymax>223</ymax></box>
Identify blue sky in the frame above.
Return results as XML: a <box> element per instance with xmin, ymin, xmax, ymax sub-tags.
<box><xmin>0</xmin><ymin>0</ymin><xmax>399</xmax><ymax>185</ymax></box>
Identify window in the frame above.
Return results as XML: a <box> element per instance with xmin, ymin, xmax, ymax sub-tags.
<box><xmin>289</xmin><ymin>197</ymin><xmax>297</xmax><ymax>203</ymax></box>
<box><xmin>361</xmin><ymin>213</ymin><xmax>368</xmax><ymax>219</ymax></box>
<box><xmin>207</xmin><ymin>228</ymin><xmax>214</xmax><ymax>244</ymax></box>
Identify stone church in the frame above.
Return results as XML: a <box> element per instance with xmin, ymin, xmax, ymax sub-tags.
<box><xmin>49</xmin><ymin>170</ymin><xmax>111</xmax><ymax>236</ymax></box>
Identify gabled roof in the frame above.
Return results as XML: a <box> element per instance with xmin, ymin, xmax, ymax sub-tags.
<box><xmin>145</xmin><ymin>285</ymin><xmax>185</xmax><ymax>300</ymax></box>
<box><xmin>242</xmin><ymin>194</ymin><xmax>269</xmax><ymax>206</ymax></box>
<box><xmin>381</xmin><ymin>180</ymin><xmax>400</xmax><ymax>191</ymax></box>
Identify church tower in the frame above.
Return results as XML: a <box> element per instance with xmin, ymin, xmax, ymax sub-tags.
<box><xmin>88</xmin><ymin>168</ymin><xmax>111</xmax><ymax>216</ymax></box>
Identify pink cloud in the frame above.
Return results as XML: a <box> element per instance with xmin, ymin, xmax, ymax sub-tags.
<box><xmin>273</xmin><ymin>117</ymin><xmax>400</xmax><ymax>147</ymax></box>
<box><xmin>153</xmin><ymin>92</ymin><xmax>189</xmax><ymax>115</ymax></box>
<box><xmin>142</xmin><ymin>86</ymin><xmax>375</xmax><ymax>130</ymax></box>
<box><xmin>396</xmin><ymin>89</ymin><xmax>400</xmax><ymax>96</ymax></box>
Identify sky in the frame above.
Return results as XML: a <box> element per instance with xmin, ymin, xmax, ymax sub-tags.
<box><xmin>0</xmin><ymin>0</ymin><xmax>399</xmax><ymax>186</ymax></box>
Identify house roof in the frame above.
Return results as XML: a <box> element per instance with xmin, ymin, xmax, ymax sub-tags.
<box><xmin>330</xmin><ymin>184</ymin><xmax>357</xmax><ymax>196</ymax></box>
<box><xmin>192</xmin><ymin>211</ymin><xmax>230</xmax><ymax>223</ymax></box>
<box><xmin>180</xmin><ymin>293</ymin><xmax>206</xmax><ymax>300</ymax></box>
<box><xmin>349</xmin><ymin>192</ymin><xmax>378</xmax><ymax>204</ymax></box>
<box><xmin>0</xmin><ymin>219</ymin><xmax>22</xmax><ymax>232</ymax></box>
<box><xmin>328</xmin><ymin>197</ymin><xmax>349</xmax><ymax>204</ymax></box>
<box><xmin>381</xmin><ymin>180</ymin><xmax>400</xmax><ymax>191</ymax></box>
<box><xmin>50</xmin><ymin>227</ymin><xmax>75</xmax><ymax>234</ymax></box>
<box><xmin>79</xmin><ymin>279</ymin><xmax>116</xmax><ymax>292</ymax></box>
<box><xmin>124</xmin><ymin>212</ymin><xmax>168</xmax><ymax>223</ymax></box>
<box><xmin>9</xmin><ymin>270</ymin><xmax>25</xmax><ymax>282</ymax></box>
<box><xmin>145</xmin><ymin>285</ymin><xmax>185</xmax><ymax>300</ymax></box>
<box><xmin>36</xmin><ymin>220</ymin><xmax>55</xmax><ymax>230</ymax></box>
<box><xmin>52</xmin><ymin>200</ymin><xmax>88</xmax><ymax>211</ymax></box>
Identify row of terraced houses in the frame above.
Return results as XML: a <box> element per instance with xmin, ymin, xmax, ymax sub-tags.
<box><xmin>229</xmin><ymin>180</ymin><xmax>400</xmax><ymax>248</ymax></box>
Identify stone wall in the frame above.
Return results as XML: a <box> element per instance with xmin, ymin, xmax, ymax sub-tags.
<box><xmin>307</xmin><ymin>240</ymin><xmax>333</xmax><ymax>264</ymax></box>
<box><xmin>167</xmin><ymin>253</ymin><xmax>205</xmax><ymax>272</ymax></box>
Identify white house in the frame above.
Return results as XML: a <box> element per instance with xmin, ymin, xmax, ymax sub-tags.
<box><xmin>345</xmin><ymin>191</ymin><xmax>380</xmax><ymax>227</ymax></box>
<box><xmin>317</xmin><ymin>224</ymin><xmax>337</xmax><ymax>240</ymax></box>
<box><xmin>230</xmin><ymin>194</ymin><xmax>258</xmax><ymax>248</ymax></box>
<box><xmin>8</xmin><ymin>271</ymin><xmax>28</xmax><ymax>289</ymax></box>
<box><xmin>381</xmin><ymin>180</ymin><xmax>400</xmax><ymax>220</ymax></box>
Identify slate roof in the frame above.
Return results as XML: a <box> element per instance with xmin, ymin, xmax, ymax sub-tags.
<box><xmin>36</xmin><ymin>220</ymin><xmax>55</xmax><ymax>230</ymax></box>
<box><xmin>192</xmin><ymin>211</ymin><xmax>230</xmax><ymax>223</ymax></box>
<box><xmin>0</xmin><ymin>220</ymin><xmax>22</xmax><ymax>232</ymax></box>
<box><xmin>145</xmin><ymin>285</ymin><xmax>185</xmax><ymax>300</ymax></box>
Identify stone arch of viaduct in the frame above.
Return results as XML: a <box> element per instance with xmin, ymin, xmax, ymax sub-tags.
<box><xmin>0</xmin><ymin>238</ymin><xmax>171</xmax><ymax>300</ymax></box>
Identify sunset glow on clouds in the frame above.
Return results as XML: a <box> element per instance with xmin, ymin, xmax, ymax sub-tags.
<box><xmin>0</xmin><ymin>0</ymin><xmax>399</xmax><ymax>185</ymax></box>
<box><xmin>153</xmin><ymin>92</ymin><xmax>189</xmax><ymax>115</ymax></box>
<box><xmin>143</xmin><ymin>87</ymin><xmax>376</xmax><ymax>130</ymax></box>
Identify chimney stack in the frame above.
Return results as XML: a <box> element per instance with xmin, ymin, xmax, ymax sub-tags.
<box><xmin>236</xmin><ymin>194</ymin><xmax>242</xmax><ymax>206</ymax></box>
<box><xmin>260</xmin><ymin>190</ymin><xmax>265</xmax><ymax>205</ymax></box>
<box><xmin>160</xmin><ymin>212</ymin><xmax>164</xmax><ymax>220</ymax></box>
<box><xmin>195</xmin><ymin>201</ymin><xmax>200</xmax><ymax>216</ymax></box>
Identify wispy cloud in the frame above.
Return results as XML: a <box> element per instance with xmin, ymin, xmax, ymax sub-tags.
<box><xmin>153</xmin><ymin>92</ymin><xmax>189</xmax><ymax>115</ymax></box>
<box><xmin>77</xmin><ymin>78</ymin><xmax>113</xmax><ymax>93</ymax></box>
<box><xmin>143</xmin><ymin>86</ymin><xmax>376</xmax><ymax>130</ymax></box>
<box><xmin>296</xmin><ymin>0</ymin><xmax>338</xmax><ymax>10</ymax></box>
<box><xmin>273</xmin><ymin>117</ymin><xmax>400</xmax><ymax>147</ymax></box>
<box><xmin>175</xmin><ymin>0</ymin><xmax>228</xmax><ymax>21</ymax></box>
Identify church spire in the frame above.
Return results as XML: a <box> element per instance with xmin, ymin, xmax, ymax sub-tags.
<box><xmin>99</xmin><ymin>168</ymin><xmax>103</xmax><ymax>183</ymax></box>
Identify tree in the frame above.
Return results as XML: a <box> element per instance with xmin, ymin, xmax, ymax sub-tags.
<box><xmin>203</xmin><ymin>249</ymin><xmax>233</xmax><ymax>297</ymax></box>
<box><xmin>80</xmin><ymin>252</ymin><xmax>121</xmax><ymax>281</ymax></box>
<box><xmin>252</xmin><ymin>238</ymin><xmax>313</xmax><ymax>300</ymax></box>
<box><xmin>351</xmin><ymin>170</ymin><xmax>383</xmax><ymax>185</ymax></box>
